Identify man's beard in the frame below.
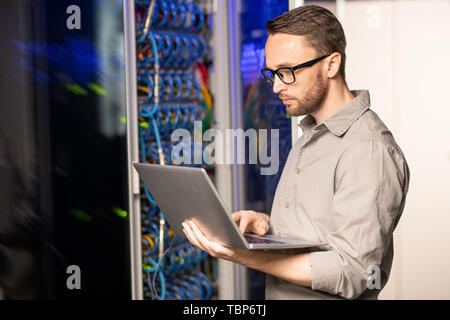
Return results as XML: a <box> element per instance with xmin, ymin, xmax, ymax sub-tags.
<box><xmin>284</xmin><ymin>73</ymin><xmax>328</xmax><ymax>117</ymax></box>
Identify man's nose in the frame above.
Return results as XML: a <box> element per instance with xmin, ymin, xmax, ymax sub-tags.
<box><xmin>272</xmin><ymin>75</ymin><xmax>286</xmax><ymax>94</ymax></box>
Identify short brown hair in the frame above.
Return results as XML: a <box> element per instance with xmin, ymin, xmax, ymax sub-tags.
<box><xmin>266</xmin><ymin>5</ymin><xmax>347</xmax><ymax>81</ymax></box>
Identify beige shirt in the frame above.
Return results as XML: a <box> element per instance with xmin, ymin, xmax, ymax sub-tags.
<box><xmin>266</xmin><ymin>90</ymin><xmax>410</xmax><ymax>300</ymax></box>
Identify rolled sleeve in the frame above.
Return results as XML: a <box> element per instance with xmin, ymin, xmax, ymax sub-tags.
<box><xmin>310</xmin><ymin>140</ymin><xmax>409</xmax><ymax>299</ymax></box>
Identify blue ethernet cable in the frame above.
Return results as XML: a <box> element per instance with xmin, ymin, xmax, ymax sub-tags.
<box><xmin>155</xmin><ymin>0</ymin><xmax>169</xmax><ymax>28</ymax></box>
<box><xmin>166</xmin><ymin>281</ymin><xmax>184</xmax><ymax>300</ymax></box>
<box><xmin>137</xmin><ymin>74</ymin><xmax>153</xmax><ymax>103</ymax></box>
<box><xmin>180</xmin><ymin>70</ymin><xmax>192</xmax><ymax>100</ymax></box>
<box><xmin>163</xmin><ymin>34</ymin><xmax>181</xmax><ymax>66</ymax></box>
<box><xmin>172</xmin><ymin>278</ymin><xmax>196</xmax><ymax>300</ymax></box>
<box><xmin>174</xmin><ymin>1</ymin><xmax>187</xmax><ymax>31</ymax></box>
<box><xmin>170</xmin><ymin>71</ymin><xmax>182</xmax><ymax>101</ymax></box>
<box><xmin>159</xmin><ymin>35</ymin><xmax>172</xmax><ymax>67</ymax></box>
<box><xmin>166</xmin><ymin>1</ymin><xmax>178</xmax><ymax>29</ymax></box>
<box><xmin>191</xmin><ymin>72</ymin><xmax>201</xmax><ymax>100</ymax></box>
<box><xmin>191</xmin><ymin>270</ymin><xmax>212</xmax><ymax>300</ymax></box>
<box><xmin>183</xmin><ymin>2</ymin><xmax>196</xmax><ymax>31</ymax></box>
<box><xmin>181</xmin><ymin>35</ymin><xmax>192</xmax><ymax>67</ymax></box>
<box><xmin>191</xmin><ymin>1</ymin><xmax>205</xmax><ymax>32</ymax></box>
<box><xmin>179</xmin><ymin>105</ymin><xmax>189</xmax><ymax>127</ymax></box>
<box><xmin>183</xmin><ymin>274</ymin><xmax>205</xmax><ymax>299</ymax></box>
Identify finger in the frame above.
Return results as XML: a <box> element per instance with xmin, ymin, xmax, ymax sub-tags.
<box><xmin>183</xmin><ymin>222</ymin><xmax>207</xmax><ymax>251</ymax></box>
<box><xmin>184</xmin><ymin>226</ymin><xmax>207</xmax><ymax>252</ymax></box>
<box><xmin>182</xmin><ymin>224</ymin><xmax>198</xmax><ymax>247</ymax></box>
<box><xmin>254</xmin><ymin>221</ymin><xmax>269</xmax><ymax>235</ymax></box>
<box><xmin>188</xmin><ymin>220</ymin><xmax>213</xmax><ymax>252</ymax></box>
<box><xmin>182</xmin><ymin>227</ymin><xmax>196</xmax><ymax>246</ymax></box>
<box><xmin>239</xmin><ymin>216</ymin><xmax>249</xmax><ymax>234</ymax></box>
<box><xmin>255</xmin><ymin>219</ymin><xmax>269</xmax><ymax>235</ymax></box>
<box><xmin>231</xmin><ymin>211</ymin><xmax>242</xmax><ymax>222</ymax></box>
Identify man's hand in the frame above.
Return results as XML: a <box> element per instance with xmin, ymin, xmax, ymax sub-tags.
<box><xmin>231</xmin><ymin>210</ymin><xmax>270</xmax><ymax>235</ymax></box>
<box><xmin>182</xmin><ymin>220</ymin><xmax>245</xmax><ymax>262</ymax></box>
<box><xmin>182</xmin><ymin>219</ymin><xmax>312</xmax><ymax>288</ymax></box>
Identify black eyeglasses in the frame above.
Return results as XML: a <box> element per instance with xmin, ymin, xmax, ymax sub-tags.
<box><xmin>261</xmin><ymin>54</ymin><xmax>330</xmax><ymax>85</ymax></box>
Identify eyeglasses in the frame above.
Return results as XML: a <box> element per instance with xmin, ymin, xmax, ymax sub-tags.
<box><xmin>260</xmin><ymin>54</ymin><xmax>330</xmax><ymax>85</ymax></box>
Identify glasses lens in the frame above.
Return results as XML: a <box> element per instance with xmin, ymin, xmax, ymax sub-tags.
<box><xmin>261</xmin><ymin>69</ymin><xmax>274</xmax><ymax>84</ymax></box>
<box><xmin>277</xmin><ymin>68</ymin><xmax>294</xmax><ymax>84</ymax></box>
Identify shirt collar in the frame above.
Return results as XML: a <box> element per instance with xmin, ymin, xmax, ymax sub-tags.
<box><xmin>299</xmin><ymin>90</ymin><xmax>371</xmax><ymax>137</ymax></box>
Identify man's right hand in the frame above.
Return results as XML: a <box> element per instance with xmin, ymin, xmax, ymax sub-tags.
<box><xmin>231</xmin><ymin>210</ymin><xmax>270</xmax><ymax>236</ymax></box>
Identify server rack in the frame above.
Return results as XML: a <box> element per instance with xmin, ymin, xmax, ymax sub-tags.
<box><xmin>124</xmin><ymin>0</ymin><xmax>223</xmax><ymax>300</ymax></box>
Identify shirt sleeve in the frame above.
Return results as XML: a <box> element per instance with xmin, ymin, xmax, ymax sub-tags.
<box><xmin>309</xmin><ymin>139</ymin><xmax>410</xmax><ymax>299</ymax></box>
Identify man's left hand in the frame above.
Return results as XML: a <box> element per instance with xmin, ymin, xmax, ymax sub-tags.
<box><xmin>182</xmin><ymin>220</ymin><xmax>246</xmax><ymax>263</ymax></box>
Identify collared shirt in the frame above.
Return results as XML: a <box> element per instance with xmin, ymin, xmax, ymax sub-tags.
<box><xmin>265</xmin><ymin>90</ymin><xmax>410</xmax><ymax>300</ymax></box>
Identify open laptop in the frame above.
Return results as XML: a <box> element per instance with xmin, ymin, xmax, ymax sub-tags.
<box><xmin>133</xmin><ymin>162</ymin><xmax>326</xmax><ymax>250</ymax></box>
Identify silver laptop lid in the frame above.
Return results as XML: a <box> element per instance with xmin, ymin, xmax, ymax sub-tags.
<box><xmin>133</xmin><ymin>162</ymin><xmax>249</xmax><ymax>249</ymax></box>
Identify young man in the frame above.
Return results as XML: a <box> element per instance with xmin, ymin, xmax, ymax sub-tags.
<box><xmin>182</xmin><ymin>5</ymin><xmax>410</xmax><ymax>299</ymax></box>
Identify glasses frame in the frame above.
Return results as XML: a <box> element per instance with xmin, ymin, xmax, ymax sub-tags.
<box><xmin>261</xmin><ymin>54</ymin><xmax>331</xmax><ymax>85</ymax></box>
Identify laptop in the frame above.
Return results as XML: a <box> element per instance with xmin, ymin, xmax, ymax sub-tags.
<box><xmin>133</xmin><ymin>162</ymin><xmax>326</xmax><ymax>250</ymax></box>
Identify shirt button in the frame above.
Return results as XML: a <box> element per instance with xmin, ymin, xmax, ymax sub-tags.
<box><xmin>295</xmin><ymin>168</ymin><xmax>300</xmax><ymax>174</ymax></box>
<box><xmin>284</xmin><ymin>202</ymin><xmax>289</xmax><ymax>208</ymax></box>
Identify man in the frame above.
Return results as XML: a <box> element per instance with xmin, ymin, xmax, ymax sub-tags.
<box><xmin>182</xmin><ymin>5</ymin><xmax>410</xmax><ymax>299</ymax></box>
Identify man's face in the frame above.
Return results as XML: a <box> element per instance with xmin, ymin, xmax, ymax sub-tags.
<box><xmin>264</xmin><ymin>33</ymin><xmax>328</xmax><ymax>117</ymax></box>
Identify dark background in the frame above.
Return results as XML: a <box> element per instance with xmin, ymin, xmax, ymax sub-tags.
<box><xmin>0</xmin><ymin>0</ymin><xmax>130</xmax><ymax>299</ymax></box>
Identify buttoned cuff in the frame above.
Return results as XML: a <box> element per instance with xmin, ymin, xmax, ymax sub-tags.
<box><xmin>309</xmin><ymin>250</ymin><xmax>341</xmax><ymax>295</ymax></box>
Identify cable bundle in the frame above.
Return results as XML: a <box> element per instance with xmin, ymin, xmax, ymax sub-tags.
<box><xmin>137</xmin><ymin>33</ymin><xmax>207</xmax><ymax>68</ymax></box>
<box><xmin>136</xmin><ymin>0</ymin><xmax>205</xmax><ymax>33</ymax></box>
<box><xmin>138</xmin><ymin>70</ymin><xmax>201</xmax><ymax>102</ymax></box>
<box><xmin>142</xmin><ymin>215</ymin><xmax>211</xmax><ymax>299</ymax></box>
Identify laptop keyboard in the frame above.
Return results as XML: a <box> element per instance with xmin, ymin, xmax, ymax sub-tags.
<box><xmin>245</xmin><ymin>236</ymin><xmax>285</xmax><ymax>244</ymax></box>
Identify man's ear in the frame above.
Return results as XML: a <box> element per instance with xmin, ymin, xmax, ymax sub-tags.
<box><xmin>326</xmin><ymin>52</ymin><xmax>342</xmax><ymax>79</ymax></box>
